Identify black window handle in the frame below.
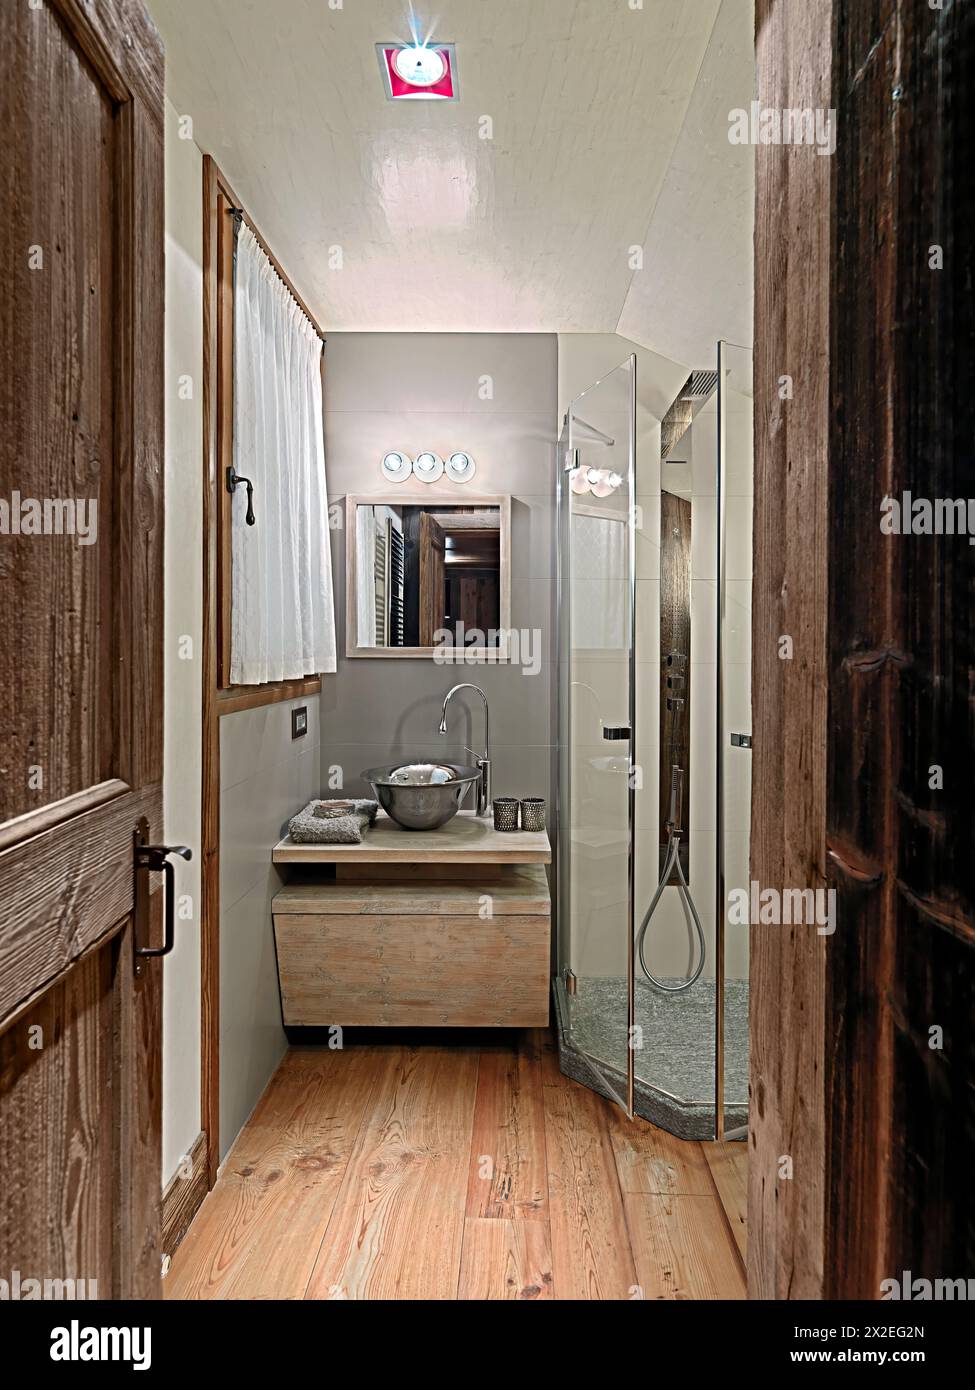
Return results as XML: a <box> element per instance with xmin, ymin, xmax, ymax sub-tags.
<box><xmin>226</xmin><ymin>466</ymin><xmax>256</xmax><ymax>525</ymax></box>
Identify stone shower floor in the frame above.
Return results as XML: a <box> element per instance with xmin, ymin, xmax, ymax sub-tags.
<box><xmin>553</xmin><ymin>975</ymin><xmax>749</xmax><ymax>1140</ymax></box>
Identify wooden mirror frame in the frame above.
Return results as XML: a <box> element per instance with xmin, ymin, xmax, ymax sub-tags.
<box><xmin>345</xmin><ymin>493</ymin><xmax>511</xmax><ymax>660</ymax></box>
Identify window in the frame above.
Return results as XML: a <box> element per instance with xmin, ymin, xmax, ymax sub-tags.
<box><xmin>206</xmin><ymin>158</ymin><xmax>336</xmax><ymax>707</ymax></box>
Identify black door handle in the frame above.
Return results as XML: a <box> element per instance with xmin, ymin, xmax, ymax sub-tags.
<box><xmin>602</xmin><ymin>724</ymin><xmax>631</xmax><ymax>741</ymax></box>
<box><xmin>133</xmin><ymin>818</ymin><xmax>192</xmax><ymax>969</ymax></box>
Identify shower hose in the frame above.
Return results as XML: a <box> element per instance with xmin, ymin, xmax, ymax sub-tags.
<box><xmin>636</xmin><ymin>808</ymin><xmax>707</xmax><ymax>994</ymax></box>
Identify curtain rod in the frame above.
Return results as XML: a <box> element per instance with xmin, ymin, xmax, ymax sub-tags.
<box><xmin>227</xmin><ymin>205</ymin><xmax>326</xmax><ymax>346</ymax></box>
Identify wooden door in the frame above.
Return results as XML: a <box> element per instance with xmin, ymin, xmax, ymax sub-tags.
<box><xmin>419</xmin><ymin>512</ymin><xmax>446</xmax><ymax>646</ymax></box>
<box><xmin>0</xmin><ymin>0</ymin><xmax>166</xmax><ymax>1300</ymax></box>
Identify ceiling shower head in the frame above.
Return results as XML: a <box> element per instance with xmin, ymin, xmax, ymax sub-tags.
<box><xmin>680</xmin><ymin>370</ymin><xmax>719</xmax><ymax>402</ymax></box>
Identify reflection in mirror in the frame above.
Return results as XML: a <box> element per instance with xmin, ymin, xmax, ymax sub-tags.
<box><xmin>350</xmin><ymin>500</ymin><xmax>507</xmax><ymax>653</ymax></box>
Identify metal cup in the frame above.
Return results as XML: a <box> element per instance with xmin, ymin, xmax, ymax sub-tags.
<box><xmin>520</xmin><ymin>798</ymin><xmax>546</xmax><ymax>832</ymax></box>
<box><xmin>492</xmin><ymin>797</ymin><xmax>519</xmax><ymax>832</ymax></box>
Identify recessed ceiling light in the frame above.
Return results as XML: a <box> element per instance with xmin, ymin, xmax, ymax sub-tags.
<box><xmin>394</xmin><ymin>45</ymin><xmax>446</xmax><ymax>87</ymax></box>
<box><xmin>377</xmin><ymin>43</ymin><xmax>458</xmax><ymax>101</ymax></box>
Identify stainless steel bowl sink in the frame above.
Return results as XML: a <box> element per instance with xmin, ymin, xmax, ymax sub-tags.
<box><xmin>362</xmin><ymin>761</ymin><xmax>482</xmax><ymax>831</ymax></box>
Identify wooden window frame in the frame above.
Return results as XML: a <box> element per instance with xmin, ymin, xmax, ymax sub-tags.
<box><xmin>200</xmin><ymin>155</ymin><xmax>327</xmax><ymax>1182</ymax></box>
<box><xmin>207</xmin><ymin>157</ymin><xmax>326</xmax><ymax>707</ymax></box>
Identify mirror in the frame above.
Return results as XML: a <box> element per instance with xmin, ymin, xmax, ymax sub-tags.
<box><xmin>346</xmin><ymin>494</ymin><xmax>511</xmax><ymax>657</ymax></box>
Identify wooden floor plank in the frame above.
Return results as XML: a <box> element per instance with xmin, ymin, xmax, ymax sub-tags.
<box><xmin>540</xmin><ymin>1039</ymin><xmax>639</xmax><ymax>1300</ymax></box>
<box><xmin>165</xmin><ymin>1048</ymin><xmax>390</xmax><ymax>1299</ymax></box>
<box><xmin>465</xmin><ymin>1031</ymin><xmax>548</xmax><ymax>1220</ymax></box>
<box><xmin>608</xmin><ymin>1108</ymin><xmax>715</xmax><ymax>1196</ymax></box>
<box><xmin>303</xmin><ymin>1046</ymin><xmax>479</xmax><ymax>1300</ymax></box>
<box><xmin>702</xmin><ymin>1141</ymin><xmax>748</xmax><ymax>1264</ymax></box>
<box><xmin>623</xmin><ymin>1192</ymin><xmax>747</xmax><ymax>1300</ymax></box>
<box><xmin>458</xmin><ymin>1218</ymin><xmax>553</xmax><ymax>1300</ymax></box>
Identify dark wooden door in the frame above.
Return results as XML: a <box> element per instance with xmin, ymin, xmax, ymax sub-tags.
<box><xmin>0</xmin><ymin>0</ymin><xmax>165</xmax><ymax>1299</ymax></box>
<box><xmin>419</xmin><ymin>512</ymin><xmax>446</xmax><ymax>646</ymax></box>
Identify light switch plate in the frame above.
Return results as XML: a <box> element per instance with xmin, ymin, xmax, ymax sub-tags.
<box><xmin>291</xmin><ymin>706</ymin><xmax>308</xmax><ymax>740</ymax></box>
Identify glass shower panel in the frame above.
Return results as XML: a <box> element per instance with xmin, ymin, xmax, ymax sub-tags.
<box><xmin>717</xmin><ymin>341</ymin><xmax>753</xmax><ymax>1136</ymax></box>
<box><xmin>556</xmin><ymin>357</ymin><xmax>636</xmax><ymax>1114</ymax></box>
<box><xmin>631</xmin><ymin>371</ymin><xmax>718</xmax><ymax>1138</ymax></box>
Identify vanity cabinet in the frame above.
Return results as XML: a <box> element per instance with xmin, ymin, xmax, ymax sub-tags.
<box><xmin>270</xmin><ymin>812</ymin><xmax>551</xmax><ymax>1029</ymax></box>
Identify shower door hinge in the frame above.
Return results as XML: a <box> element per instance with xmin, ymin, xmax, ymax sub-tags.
<box><xmin>564</xmin><ymin>968</ymin><xmax>578</xmax><ymax>996</ymax></box>
<box><xmin>730</xmin><ymin>732</ymin><xmax>752</xmax><ymax>749</ymax></box>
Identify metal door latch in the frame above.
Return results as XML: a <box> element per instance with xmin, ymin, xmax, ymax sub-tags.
<box><xmin>133</xmin><ymin>817</ymin><xmax>192</xmax><ymax>974</ymax></box>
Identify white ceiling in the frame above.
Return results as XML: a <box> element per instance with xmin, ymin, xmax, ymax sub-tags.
<box><xmin>149</xmin><ymin>0</ymin><xmax>753</xmax><ymax>359</ymax></box>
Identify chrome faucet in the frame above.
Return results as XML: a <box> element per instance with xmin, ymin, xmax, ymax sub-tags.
<box><xmin>438</xmin><ymin>683</ymin><xmax>491</xmax><ymax>817</ymax></box>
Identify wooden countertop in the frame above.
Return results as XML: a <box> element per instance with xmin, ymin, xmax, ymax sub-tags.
<box><xmin>272</xmin><ymin>810</ymin><xmax>551</xmax><ymax>865</ymax></box>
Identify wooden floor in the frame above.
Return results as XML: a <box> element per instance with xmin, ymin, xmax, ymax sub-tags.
<box><xmin>165</xmin><ymin>1029</ymin><xmax>746</xmax><ymax>1300</ymax></box>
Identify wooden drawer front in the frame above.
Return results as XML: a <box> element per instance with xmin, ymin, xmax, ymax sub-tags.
<box><xmin>273</xmin><ymin>913</ymin><xmax>550</xmax><ymax>1028</ymax></box>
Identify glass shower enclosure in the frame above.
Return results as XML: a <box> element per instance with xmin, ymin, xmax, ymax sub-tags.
<box><xmin>554</xmin><ymin>344</ymin><xmax>753</xmax><ymax>1141</ymax></box>
<box><xmin>555</xmin><ymin>357</ymin><xmax>637</xmax><ymax>1116</ymax></box>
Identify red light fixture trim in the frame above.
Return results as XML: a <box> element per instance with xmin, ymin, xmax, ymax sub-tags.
<box><xmin>377</xmin><ymin>43</ymin><xmax>458</xmax><ymax>101</ymax></box>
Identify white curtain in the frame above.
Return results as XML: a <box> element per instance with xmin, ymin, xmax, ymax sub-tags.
<box><xmin>231</xmin><ymin>223</ymin><xmax>336</xmax><ymax>685</ymax></box>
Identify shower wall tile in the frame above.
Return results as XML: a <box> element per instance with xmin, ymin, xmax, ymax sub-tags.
<box><xmin>690</xmin><ymin>401</ymin><xmax>718</xmax><ymax>498</ymax></box>
<box><xmin>691</xmin><ymin>495</ymin><xmax>718</xmax><ymax>581</ymax></box>
<box><xmin>635</xmin><ymin>495</ymin><xmax>661</xmax><ymax>579</ymax></box>
<box><xmin>724</xmin><ymin>388</ymin><xmax>754</xmax><ymax>497</ymax></box>
<box><xmin>724</xmin><ymin>496</ymin><xmax>753</xmax><ymax>582</ymax></box>
<box><xmin>635</xmin><ymin>579</ymin><xmax>661</xmax><ymax>662</ymax></box>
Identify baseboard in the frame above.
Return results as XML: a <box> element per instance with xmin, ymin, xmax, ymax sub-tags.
<box><xmin>161</xmin><ymin>1130</ymin><xmax>209</xmax><ymax>1259</ymax></box>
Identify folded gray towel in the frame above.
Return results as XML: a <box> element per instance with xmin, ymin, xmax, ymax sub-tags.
<box><xmin>288</xmin><ymin>798</ymin><xmax>379</xmax><ymax>844</ymax></box>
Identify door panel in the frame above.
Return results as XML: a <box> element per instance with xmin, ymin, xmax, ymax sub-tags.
<box><xmin>0</xmin><ymin>948</ymin><xmax>116</xmax><ymax>1296</ymax></box>
<box><xmin>0</xmin><ymin>3</ymin><xmax>118</xmax><ymax>823</ymax></box>
<box><xmin>0</xmin><ymin>0</ymin><xmax>165</xmax><ymax>1300</ymax></box>
<box><xmin>419</xmin><ymin>511</ymin><xmax>446</xmax><ymax>646</ymax></box>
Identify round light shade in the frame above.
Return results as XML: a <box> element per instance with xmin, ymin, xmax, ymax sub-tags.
<box><xmin>445</xmin><ymin>451</ymin><xmax>476</xmax><ymax>483</ymax></box>
<box><xmin>413</xmin><ymin>451</ymin><xmax>444</xmax><ymax>482</ymax></box>
<box><xmin>381</xmin><ymin>451</ymin><xmax>413</xmax><ymax>483</ymax></box>
<box><xmin>392</xmin><ymin>44</ymin><xmax>447</xmax><ymax>88</ymax></box>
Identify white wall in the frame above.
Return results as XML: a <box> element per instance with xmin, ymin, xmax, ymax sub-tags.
<box><xmin>158</xmin><ymin>103</ymin><xmax>324</xmax><ymax>1170</ymax></box>
<box><xmin>162</xmin><ymin>98</ymin><xmax>203</xmax><ymax>1185</ymax></box>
